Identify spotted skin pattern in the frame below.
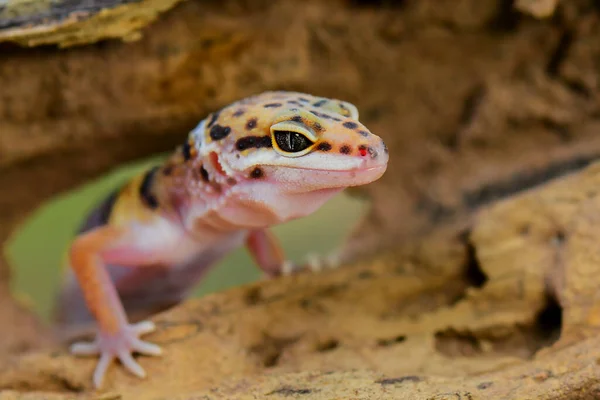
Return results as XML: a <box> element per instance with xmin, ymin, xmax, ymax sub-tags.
<box><xmin>57</xmin><ymin>91</ymin><xmax>389</xmax><ymax>388</ymax></box>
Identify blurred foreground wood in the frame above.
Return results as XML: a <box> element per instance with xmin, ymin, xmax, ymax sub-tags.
<box><xmin>2</xmin><ymin>0</ymin><xmax>600</xmax><ymax>398</ymax></box>
<box><xmin>3</xmin><ymin>162</ymin><xmax>600</xmax><ymax>398</ymax></box>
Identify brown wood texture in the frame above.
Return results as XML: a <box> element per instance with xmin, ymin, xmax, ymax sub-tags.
<box><xmin>2</xmin><ymin>0</ymin><xmax>600</xmax><ymax>398</ymax></box>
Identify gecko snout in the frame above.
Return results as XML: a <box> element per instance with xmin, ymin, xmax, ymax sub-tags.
<box><xmin>355</xmin><ymin>137</ymin><xmax>389</xmax><ymax>168</ymax></box>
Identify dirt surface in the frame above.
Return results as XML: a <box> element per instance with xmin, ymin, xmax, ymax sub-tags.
<box><xmin>2</xmin><ymin>0</ymin><xmax>600</xmax><ymax>398</ymax></box>
<box><xmin>3</xmin><ymin>163</ymin><xmax>600</xmax><ymax>398</ymax></box>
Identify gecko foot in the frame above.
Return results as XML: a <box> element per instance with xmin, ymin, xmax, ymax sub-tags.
<box><xmin>70</xmin><ymin>320</ymin><xmax>162</xmax><ymax>389</ymax></box>
<box><xmin>279</xmin><ymin>251</ymin><xmax>343</xmax><ymax>276</ymax></box>
<box><xmin>305</xmin><ymin>250</ymin><xmax>343</xmax><ymax>272</ymax></box>
<box><xmin>280</xmin><ymin>259</ymin><xmax>302</xmax><ymax>276</ymax></box>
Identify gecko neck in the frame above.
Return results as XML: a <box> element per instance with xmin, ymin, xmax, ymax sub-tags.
<box><xmin>176</xmin><ymin>164</ymin><xmax>345</xmax><ymax>238</ymax></box>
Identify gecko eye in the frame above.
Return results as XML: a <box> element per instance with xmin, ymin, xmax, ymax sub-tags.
<box><xmin>273</xmin><ymin>131</ymin><xmax>313</xmax><ymax>153</ymax></box>
<box><xmin>270</xmin><ymin>120</ymin><xmax>317</xmax><ymax>157</ymax></box>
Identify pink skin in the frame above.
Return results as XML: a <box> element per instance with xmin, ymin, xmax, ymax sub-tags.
<box><xmin>69</xmin><ymin>164</ymin><xmax>386</xmax><ymax>388</ymax></box>
<box><xmin>64</xmin><ymin>94</ymin><xmax>389</xmax><ymax>389</ymax></box>
<box><xmin>246</xmin><ymin>229</ymin><xmax>286</xmax><ymax>276</ymax></box>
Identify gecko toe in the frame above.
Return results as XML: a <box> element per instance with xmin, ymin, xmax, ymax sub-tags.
<box><xmin>70</xmin><ymin>341</ymin><xmax>100</xmax><ymax>356</ymax></box>
<box><xmin>131</xmin><ymin>320</ymin><xmax>156</xmax><ymax>335</ymax></box>
<box><xmin>117</xmin><ymin>350</ymin><xmax>146</xmax><ymax>378</ymax></box>
<box><xmin>132</xmin><ymin>339</ymin><xmax>162</xmax><ymax>356</ymax></box>
<box><xmin>325</xmin><ymin>250</ymin><xmax>342</xmax><ymax>269</ymax></box>
<box><xmin>281</xmin><ymin>260</ymin><xmax>297</xmax><ymax>276</ymax></box>
<box><xmin>306</xmin><ymin>253</ymin><xmax>323</xmax><ymax>272</ymax></box>
<box><xmin>93</xmin><ymin>353</ymin><xmax>114</xmax><ymax>389</ymax></box>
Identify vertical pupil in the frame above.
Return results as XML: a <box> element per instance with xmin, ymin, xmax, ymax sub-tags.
<box><xmin>292</xmin><ymin>133</ymin><xmax>304</xmax><ymax>150</ymax></box>
<box><xmin>284</xmin><ymin>132</ymin><xmax>293</xmax><ymax>150</ymax></box>
<box><xmin>275</xmin><ymin>131</ymin><xmax>312</xmax><ymax>152</ymax></box>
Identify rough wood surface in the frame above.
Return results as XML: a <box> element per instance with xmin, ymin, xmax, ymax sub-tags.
<box><xmin>2</xmin><ymin>0</ymin><xmax>600</xmax><ymax>398</ymax></box>
<box><xmin>0</xmin><ymin>0</ymin><xmax>182</xmax><ymax>47</ymax></box>
<box><xmin>3</xmin><ymin>162</ymin><xmax>600</xmax><ymax>398</ymax></box>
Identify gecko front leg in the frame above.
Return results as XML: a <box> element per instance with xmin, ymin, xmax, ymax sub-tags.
<box><xmin>245</xmin><ymin>229</ymin><xmax>344</xmax><ymax>277</ymax></box>
<box><xmin>245</xmin><ymin>229</ymin><xmax>300</xmax><ymax>277</ymax></box>
<box><xmin>68</xmin><ymin>224</ymin><xmax>163</xmax><ymax>388</ymax></box>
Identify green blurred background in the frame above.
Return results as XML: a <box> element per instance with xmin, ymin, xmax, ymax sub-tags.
<box><xmin>4</xmin><ymin>155</ymin><xmax>366</xmax><ymax>322</ymax></box>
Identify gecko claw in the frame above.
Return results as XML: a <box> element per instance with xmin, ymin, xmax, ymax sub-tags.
<box><xmin>324</xmin><ymin>250</ymin><xmax>343</xmax><ymax>269</ymax></box>
<box><xmin>278</xmin><ymin>250</ymin><xmax>344</xmax><ymax>277</ymax></box>
<box><xmin>302</xmin><ymin>250</ymin><xmax>343</xmax><ymax>273</ymax></box>
<box><xmin>281</xmin><ymin>260</ymin><xmax>299</xmax><ymax>276</ymax></box>
<box><xmin>306</xmin><ymin>253</ymin><xmax>323</xmax><ymax>272</ymax></box>
<box><xmin>70</xmin><ymin>320</ymin><xmax>161</xmax><ymax>388</ymax></box>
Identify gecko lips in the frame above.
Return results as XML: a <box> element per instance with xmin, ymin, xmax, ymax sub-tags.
<box><xmin>264</xmin><ymin>138</ymin><xmax>389</xmax><ymax>192</ymax></box>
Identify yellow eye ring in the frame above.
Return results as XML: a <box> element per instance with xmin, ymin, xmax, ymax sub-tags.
<box><xmin>270</xmin><ymin>121</ymin><xmax>316</xmax><ymax>157</ymax></box>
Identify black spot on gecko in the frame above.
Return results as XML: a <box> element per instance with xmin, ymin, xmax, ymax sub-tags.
<box><xmin>139</xmin><ymin>166</ymin><xmax>160</xmax><ymax>209</ymax></box>
<box><xmin>382</xmin><ymin>140</ymin><xmax>389</xmax><ymax>154</ymax></box>
<box><xmin>313</xmin><ymin>99</ymin><xmax>327</xmax><ymax>107</ymax></box>
<box><xmin>309</xmin><ymin>110</ymin><xmax>341</xmax><ymax>122</ymax></box>
<box><xmin>233</xmin><ymin>108</ymin><xmax>245</xmax><ymax>117</ymax></box>
<box><xmin>207</xmin><ymin>110</ymin><xmax>221</xmax><ymax>128</ymax></box>
<box><xmin>264</xmin><ymin>103</ymin><xmax>282</xmax><ymax>108</ymax></box>
<box><xmin>246</xmin><ymin>118</ymin><xmax>257</xmax><ymax>130</ymax></box>
<box><xmin>210</xmin><ymin>124</ymin><xmax>231</xmax><ymax>141</ymax></box>
<box><xmin>343</xmin><ymin>121</ymin><xmax>358</xmax><ymax>129</ymax></box>
<box><xmin>317</xmin><ymin>142</ymin><xmax>332</xmax><ymax>151</ymax></box>
<box><xmin>312</xmin><ymin>121</ymin><xmax>323</xmax><ymax>132</ymax></box>
<box><xmin>340</xmin><ymin>145</ymin><xmax>351</xmax><ymax>154</ymax></box>
<box><xmin>250</xmin><ymin>167</ymin><xmax>264</xmax><ymax>179</ymax></box>
<box><xmin>77</xmin><ymin>188</ymin><xmax>120</xmax><ymax>234</ymax></box>
<box><xmin>290</xmin><ymin>115</ymin><xmax>303</xmax><ymax>123</ymax></box>
<box><xmin>339</xmin><ymin>103</ymin><xmax>350</xmax><ymax>116</ymax></box>
<box><xmin>199</xmin><ymin>165</ymin><xmax>209</xmax><ymax>182</ymax></box>
<box><xmin>358</xmin><ymin>130</ymin><xmax>370</xmax><ymax>137</ymax></box>
<box><xmin>287</xmin><ymin>100</ymin><xmax>302</xmax><ymax>106</ymax></box>
<box><xmin>298</xmin><ymin>97</ymin><xmax>310</xmax><ymax>103</ymax></box>
<box><xmin>182</xmin><ymin>141</ymin><xmax>192</xmax><ymax>161</ymax></box>
<box><xmin>236</xmin><ymin>135</ymin><xmax>273</xmax><ymax>150</ymax></box>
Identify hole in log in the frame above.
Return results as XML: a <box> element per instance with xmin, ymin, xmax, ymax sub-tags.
<box><xmin>434</xmin><ymin>294</ymin><xmax>562</xmax><ymax>359</ymax></box>
<box><xmin>315</xmin><ymin>338</ymin><xmax>340</xmax><ymax>353</ymax></box>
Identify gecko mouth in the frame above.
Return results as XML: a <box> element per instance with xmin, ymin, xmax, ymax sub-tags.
<box><xmin>305</xmin><ymin>165</ymin><xmax>386</xmax><ymax>173</ymax></box>
<box><xmin>279</xmin><ymin>163</ymin><xmax>388</xmax><ymax>192</ymax></box>
<box><xmin>288</xmin><ymin>164</ymin><xmax>387</xmax><ymax>177</ymax></box>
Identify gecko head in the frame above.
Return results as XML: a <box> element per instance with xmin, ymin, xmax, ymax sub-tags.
<box><xmin>210</xmin><ymin>92</ymin><xmax>388</xmax><ymax>190</ymax></box>
<box><xmin>193</xmin><ymin>91</ymin><xmax>388</xmax><ymax>224</ymax></box>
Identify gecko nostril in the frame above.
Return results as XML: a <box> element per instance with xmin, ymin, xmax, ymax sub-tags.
<box><xmin>367</xmin><ymin>146</ymin><xmax>378</xmax><ymax>159</ymax></box>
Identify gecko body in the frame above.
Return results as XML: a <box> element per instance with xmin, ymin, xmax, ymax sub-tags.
<box><xmin>56</xmin><ymin>91</ymin><xmax>388</xmax><ymax>388</ymax></box>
